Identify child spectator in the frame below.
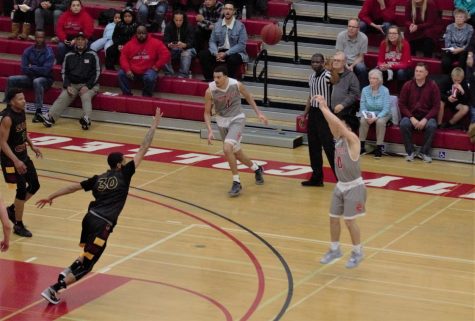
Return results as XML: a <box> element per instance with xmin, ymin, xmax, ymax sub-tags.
<box><xmin>105</xmin><ymin>8</ymin><xmax>137</xmax><ymax>70</ymax></box>
<box><xmin>438</xmin><ymin>67</ymin><xmax>470</xmax><ymax>129</ymax></box>
<box><xmin>441</xmin><ymin>8</ymin><xmax>473</xmax><ymax>74</ymax></box>
<box><xmin>377</xmin><ymin>25</ymin><xmax>412</xmax><ymax>85</ymax></box>
<box><xmin>90</xmin><ymin>10</ymin><xmax>121</xmax><ymax>54</ymax></box>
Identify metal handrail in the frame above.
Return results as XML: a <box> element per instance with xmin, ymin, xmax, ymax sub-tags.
<box><xmin>253</xmin><ymin>48</ymin><xmax>269</xmax><ymax>106</ymax></box>
<box><xmin>282</xmin><ymin>8</ymin><xmax>300</xmax><ymax>64</ymax></box>
<box><xmin>322</xmin><ymin>0</ymin><xmax>330</xmax><ymax>23</ymax></box>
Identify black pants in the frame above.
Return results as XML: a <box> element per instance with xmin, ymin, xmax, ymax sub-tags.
<box><xmin>105</xmin><ymin>44</ymin><xmax>121</xmax><ymax>70</ymax></box>
<box><xmin>199</xmin><ymin>49</ymin><xmax>243</xmax><ymax>81</ymax></box>
<box><xmin>441</xmin><ymin>51</ymin><xmax>467</xmax><ymax>74</ymax></box>
<box><xmin>307</xmin><ymin>107</ymin><xmax>336</xmax><ymax>182</ymax></box>
<box><xmin>194</xmin><ymin>28</ymin><xmax>212</xmax><ymax>52</ymax></box>
<box><xmin>410</xmin><ymin>38</ymin><xmax>434</xmax><ymax>58</ymax></box>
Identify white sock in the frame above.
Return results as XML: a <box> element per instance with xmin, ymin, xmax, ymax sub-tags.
<box><xmin>250</xmin><ymin>162</ymin><xmax>259</xmax><ymax>171</ymax></box>
<box><xmin>233</xmin><ymin>175</ymin><xmax>240</xmax><ymax>183</ymax></box>
<box><xmin>330</xmin><ymin>242</ymin><xmax>340</xmax><ymax>251</ymax></box>
<box><xmin>353</xmin><ymin>244</ymin><xmax>362</xmax><ymax>254</ymax></box>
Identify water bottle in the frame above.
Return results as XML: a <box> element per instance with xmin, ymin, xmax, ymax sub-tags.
<box><xmin>161</xmin><ymin>19</ymin><xmax>166</xmax><ymax>32</ymax></box>
<box><xmin>242</xmin><ymin>6</ymin><xmax>247</xmax><ymax>21</ymax></box>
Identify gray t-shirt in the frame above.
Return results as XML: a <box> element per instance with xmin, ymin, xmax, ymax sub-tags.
<box><xmin>335</xmin><ymin>30</ymin><xmax>368</xmax><ymax>64</ymax></box>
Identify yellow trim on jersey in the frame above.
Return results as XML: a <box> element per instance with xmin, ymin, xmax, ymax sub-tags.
<box><xmin>82</xmin><ymin>252</ymin><xmax>94</xmax><ymax>260</ymax></box>
<box><xmin>94</xmin><ymin>237</ymin><xmax>105</xmax><ymax>247</ymax></box>
<box><xmin>5</xmin><ymin>167</ymin><xmax>15</xmax><ymax>174</ymax></box>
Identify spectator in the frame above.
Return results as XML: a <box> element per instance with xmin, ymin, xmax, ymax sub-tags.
<box><xmin>399</xmin><ymin>63</ymin><xmax>440</xmax><ymax>163</ymax></box>
<box><xmin>118</xmin><ymin>25</ymin><xmax>170</xmax><ymax>96</ymax></box>
<box><xmin>404</xmin><ymin>0</ymin><xmax>441</xmax><ymax>57</ymax></box>
<box><xmin>330</xmin><ymin>51</ymin><xmax>360</xmax><ymax>118</ymax></box>
<box><xmin>335</xmin><ymin>18</ymin><xmax>369</xmax><ymax>88</ymax></box>
<box><xmin>358</xmin><ymin>0</ymin><xmax>396</xmax><ymax>35</ymax></box>
<box><xmin>163</xmin><ymin>10</ymin><xmax>196</xmax><ymax>78</ymax></box>
<box><xmin>135</xmin><ymin>0</ymin><xmax>168</xmax><ymax>32</ymax></box>
<box><xmin>377</xmin><ymin>25</ymin><xmax>412</xmax><ymax>86</ymax></box>
<box><xmin>4</xmin><ymin>31</ymin><xmax>54</xmax><ymax>122</ymax></box>
<box><xmin>468</xmin><ymin>106</ymin><xmax>475</xmax><ymax>142</ymax></box>
<box><xmin>34</xmin><ymin>0</ymin><xmax>69</xmax><ymax>42</ymax></box>
<box><xmin>441</xmin><ymin>9</ymin><xmax>473</xmax><ymax>74</ymax></box>
<box><xmin>195</xmin><ymin>0</ymin><xmax>223</xmax><ymax>51</ymax></box>
<box><xmin>199</xmin><ymin>1</ymin><xmax>248</xmax><ymax>81</ymax></box>
<box><xmin>90</xmin><ymin>10</ymin><xmax>121</xmax><ymax>54</ymax></box>
<box><xmin>438</xmin><ymin>67</ymin><xmax>470</xmax><ymax>129</ymax></box>
<box><xmin>105</xmin><ymin>8</ymin><xmax>137</xmax><ymax>70</ymax></box>
<box><xmin>55</xmin><ymin>0</ymin><xmax>94</xmax><ymax>65</ymax></box>
<box><xmin>9</xmin><ymin>0</ymin><xmax>38</xmax><ymax>40</ymax></box>
<box><xmin>455</xmin><ymin>0</ymin><xmax>475</xmax><ymax>27</ymax></box>
<box><xmin>38</xmin><ymin>33</ymin><xmax>100</xmax><ymax>130</ymax></box>
<box><xmin>359</xmin><ymin>69</ymin><xmax>391</xmax><ymax>158</ymax></box>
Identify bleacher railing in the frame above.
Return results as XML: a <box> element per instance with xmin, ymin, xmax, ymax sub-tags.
<box><xmin>283</xmin><ymin>7</ymin><xmax>300</xmax><ymax>64</ymax></box>
<box><xmin>253</xmin><ymin>48</ymin><xmax>269</xmax><ymax>106</ymax></box>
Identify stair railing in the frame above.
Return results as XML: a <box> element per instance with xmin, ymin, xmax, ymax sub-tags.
<box><xmin>282</xmin><ymin>7</ymin><xmax>300</xmax><ymax>64</ymax></box>
<box><xmin>253</xmin><ymin>48</ymin><xmax>269</xmax><ymax>106</ymax></box>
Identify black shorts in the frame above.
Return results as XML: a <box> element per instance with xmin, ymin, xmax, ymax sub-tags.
<box><xmin>79</xmin><ymin>213</ymin><xmax>113</xmax><ymax>266</ymax></box>
<box><xmin>1</xmin><ymin>156</ymin><xmax>38</xmax><ymax>186</ymax></box>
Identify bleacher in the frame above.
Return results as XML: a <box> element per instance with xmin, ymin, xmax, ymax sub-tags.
<box><xmin>0</xmin><ymin>0</ymin><xmax>473</xmax><ymax>162</ymax></box>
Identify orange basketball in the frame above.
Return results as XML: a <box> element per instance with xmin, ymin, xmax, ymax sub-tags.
<box><xmin>260</xmin><ymin>23</ymin><xmax>283</xmax><ymax>46</ymax></box>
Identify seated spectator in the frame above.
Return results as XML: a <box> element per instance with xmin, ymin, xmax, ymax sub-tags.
<box><xmin>38</xmin><ymin>33</ymin><xmax>100</xmax><ymax>130</ymax></box>
<box><xmin>359</xmin><ymin>69</ymin><xmax>391</xmax><ymax>158</ymax></box>
<box><xmin>330</xmin><ymin>51</ymin><xmax>360</xmax><ymax>117</ymax></box>
<box><xmin>195</xmin><ymin>0</ymin><xmax>223</xmax><ymax>51</ymax></box>
<box><xmin>358</xmin><ymin>0</ymin><xmax>396</xmax><ymax>35</ymax></box>
<box><xmin>56</xmin><ymin>0</ymin><xmax>94</xmax><ymax>65</ymax></box>
<box><xmin>441</xmin><ymin>9</ymin><xmax>473</xmax><ymax>74</ymax></box>
<box><xmin>377</xmin><ymin>25</ymin><xmax>412</xmax><ymax>86</ymax></box>
<box><xmin>9</xmin><ymin>0</ymin><xmax>38</xmax><ymax>40</ymax></box>
<box><xmin>105</xmin><ymin>8</ymin><xmax>137</xmax><ymax>70</ymax></box>
<box><xmin>404</xmin><ymin>0</ymin><xmax>441</xmax><ymax>58</ymax></box>
<box><xmin>455</xmin><ymin>0</ymin><xmax>475</xmax><ymax>27</ymax></box>
<box><xmin>90</xmin><ymin>10</ymin><xmax>121</xmax><ymax>54</ymax></box>
<box><xmin>468</xmin><ymin>105</ymin><xmax>475</xmax><ymax>142</ymax></box>
<box><xmin>163</xmin><ymin>10</ymin><xmax>196</xmax><ymax>78</ymax></box>
<box><xmin>118</xmin><ymin>25</ymin><xmax>170</xmax><ymax>96</ymax></box>
<box><xmin>135</xmin><ymin>0</ymin><xmax>168</xmax><ymax>32</ymax></box>
<box><xmin>399</xmin><ymin>63</ymin><xmax>440</xmax><ymax>163</ymax></box>
<box><xmin>3</xmin><ymin>31</ymin><xmax>54</xmax><ymax>122</ymax></box>
<box><xmin>199</xmin><ymin>1</ymin><xmax>248</xmax><ymax>81</ymax></box>
<box><xmin>335</xmin><ymin>18</ymin><xmax>368</xmax><ymax>88</ymax></box>
<box><xmin>438</xmin><ymin>67</ymin><xmax>470</xmax><ymax>128</ymax></box>
<box><xmin>34</xmin><ymin>0</ymin><xmax>69</xmax><ymax>42</ymax></box>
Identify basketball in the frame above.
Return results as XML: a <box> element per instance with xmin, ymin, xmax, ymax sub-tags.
<box><xmin>260</xmin><ymin>23</ymin><xmax>283</xmax><ymax>45</ymax></box>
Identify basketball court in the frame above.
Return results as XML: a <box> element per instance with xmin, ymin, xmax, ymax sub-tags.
<box><xmin>0</xmin><ymin>116</ymin><xmax>473</xmax><ymax>321</ymax></box>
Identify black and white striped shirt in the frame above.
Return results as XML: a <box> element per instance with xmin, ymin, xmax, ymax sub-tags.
<box><xmin>309</xmin><ymin>70</ymin><xmax>331</xmax><ymax>108</ymax></box>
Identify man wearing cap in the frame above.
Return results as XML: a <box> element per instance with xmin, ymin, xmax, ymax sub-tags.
<box><xmin>38</xmin><ymin>32</ymin><xmax>100</xmax><ymax>130</ymax></box>
<box><xmin>38</xmin><ymin>108</ymin><xmax>162</xmax><ymax>305</ymax></box>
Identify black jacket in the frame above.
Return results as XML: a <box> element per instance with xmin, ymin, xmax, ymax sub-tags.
<box><xmin>62</xmin><ymin>48</ymin><xmax>100</xmax><ymax>89</ymax></box>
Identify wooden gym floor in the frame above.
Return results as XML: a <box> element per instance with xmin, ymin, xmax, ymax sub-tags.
<box><xmin>0</xmin><ymin>116</ymin><xmax>473</xmax><ymax>321</ymax></box>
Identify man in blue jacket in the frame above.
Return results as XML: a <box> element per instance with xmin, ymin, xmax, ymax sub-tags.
<box><xmin>4</xmin><ymin>30</ymin><xmax>54</xmax><ymax>122</ymax></box>
<box><xmin>198</xmin><ymin>0</ymin><xmax>248</xmax><ymax>81</ymax></box>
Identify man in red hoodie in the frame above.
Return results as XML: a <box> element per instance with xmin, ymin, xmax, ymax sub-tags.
<box><xmin>118</xmin><ymin>25</ymin><xmax>170</xmax><ymax>97</ymax></box>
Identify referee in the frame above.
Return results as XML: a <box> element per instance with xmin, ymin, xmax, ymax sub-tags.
<box><xmin>299</xmin><ymin>53</ymin><xmax>336</xmax><ymax>186</ymax></box>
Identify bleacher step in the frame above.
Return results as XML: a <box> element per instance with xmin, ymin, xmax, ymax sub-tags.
<box><xmin>293</xmin><ymin>0</ymin><xmax>359</xmax><ymax>22</ymax></box>
<box><xmin>201</xmin><ymin>127</ymin><xmax>303</xmax><ymax>149</ymax></box>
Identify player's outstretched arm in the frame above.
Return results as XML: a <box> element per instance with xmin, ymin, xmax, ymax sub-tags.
<box><xmin>134</xmin><ymin>107</ymin><xmax>162</xmax><ymax>168</ymax></box>
<box><xmin>36</xmin><ymin>183</ymin><xmax>83</xmax><ymax>208</ymax></box>
<box><xmin>238</xmin><ymin>82</ymin><xmax>268</xmax><ymax>125</ymax></box>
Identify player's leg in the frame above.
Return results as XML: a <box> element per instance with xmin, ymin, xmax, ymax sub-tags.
<box><xmin>342</xmin><ymin>184</ymin><xmax>366</xmax><ymax>268</ymax></box>
<box><xmin>320</xmin><ymin>188</ymin><xmax>343</xmax><ymax>264</ymax></box>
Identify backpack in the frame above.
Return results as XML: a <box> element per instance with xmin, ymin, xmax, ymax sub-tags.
<box><xmin>98</xmin><ymin>8</ymin><xmax>116</xmax><ymax>26</ymax></box>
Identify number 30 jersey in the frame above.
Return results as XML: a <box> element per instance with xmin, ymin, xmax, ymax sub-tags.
<box><xmin>81</xmin><ymin>161</ymin><xmax>136</xmax><ymax>226</ymax></box>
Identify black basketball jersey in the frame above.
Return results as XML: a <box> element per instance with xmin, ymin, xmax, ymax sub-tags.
<box><xmin>0</xmin><ymin>106</ymin><xmax>28</xmax><ymax>162</ymax></box>
<box><xmin>81</xmin><ymin>160</ymin><xmax>136</xmax><ymax>226</ymax></box>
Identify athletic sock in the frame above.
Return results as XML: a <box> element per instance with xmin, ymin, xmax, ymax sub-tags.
<box><xmin>353</xmin><ymin>244</ymin><xmax>362</xmax><ymax>254</ymax></box>
<box><xmin>330</xmin><ymin>242</ymin><xmax>340</xmax><ymax>251</ymax></box>
<box><xmin>250</xmin><ymin>162</ymin><xmax>259</xmax><ymax>171</ymax></box>
<box><xmin>232</xmin><ymin>175</ymin><xmax>240</xmax><ymax>183</ymax></box>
